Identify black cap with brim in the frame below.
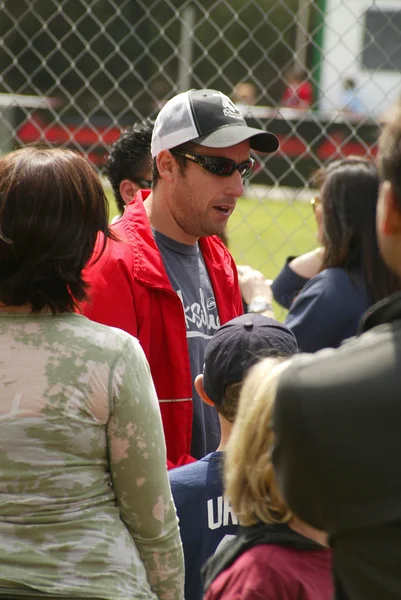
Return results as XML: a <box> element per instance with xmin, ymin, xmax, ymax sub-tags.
<box><xmin>202</xmin><ymin>314</ymin><xmax>298</xmax><ymax>406</ymax></box>
<box><xmin>193</xmin><ymin>124</ymin><xmax>279</xmax><ymax>154</ymax></box>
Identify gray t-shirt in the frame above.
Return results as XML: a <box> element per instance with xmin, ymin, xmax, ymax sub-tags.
<box><xmin>154</xmin><ymin>230</ymin><xmax>221</xmax><ymax>459</ymax></box>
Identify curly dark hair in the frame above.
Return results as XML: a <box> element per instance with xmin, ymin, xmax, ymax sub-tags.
<box><xmin>106</xmin><ymin>119</ymin><xmax>153</xmax><ymax>212</ymax></box>
<box><xmin>0</xmin><ymin>146</ymin><xmax>114</xmax><ymax>313</ymax></box>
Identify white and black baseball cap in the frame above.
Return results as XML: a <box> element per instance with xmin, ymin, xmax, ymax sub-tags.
<box><xmin>151</xmin><ymin>89</ymin><xmax>279</xmax><ymax>157</ymax></box>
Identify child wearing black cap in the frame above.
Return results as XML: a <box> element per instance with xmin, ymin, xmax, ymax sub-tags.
<box><xmin>169</xmin><ymin>314</ymin><xmax>299</xmax><ymax>600</ymax></box>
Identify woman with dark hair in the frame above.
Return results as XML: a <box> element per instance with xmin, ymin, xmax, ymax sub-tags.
<box><xmin>0</xmin><ymin>147</ymin><xmax>184</xmax><ymax>600</ymax></box>
<box><xmin>272</xmin><ymin>157</ymin><xmax>400</xmax><ymax>352</ymax></box>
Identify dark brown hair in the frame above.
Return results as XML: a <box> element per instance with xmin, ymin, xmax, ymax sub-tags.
<box><xmin>106</xmin><ymin>119</ymin><xmax>153</xmax><ymax>212</ymax></box>
<box><xmin>314</xmin><ymin>156</ymin><xmax>400</xmax><ymax>303</ymax></box>
<box><xmin>0</xmin><ymin>146</ymin><xmax>113</xmax><ymax>313</ymax></box>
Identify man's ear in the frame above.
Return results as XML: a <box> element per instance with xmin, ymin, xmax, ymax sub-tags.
<box><xmin>156</xmin><ymin>150</ymin><xmax>175</xmax><ymax>183</ymax></box>
<box><xmin>377</xmin><ymin>181</ymin><xmax>401</xmax><ymax>236</ymax></box>
<box><xmin>119</xmin><ymin>179</ymin><xmax>140</xmax><ymax>205</ymax></box>
<box><xmin>194</xmin><ymin>374</ymin><xmax>215</xmax><ymax>407</ymax></box>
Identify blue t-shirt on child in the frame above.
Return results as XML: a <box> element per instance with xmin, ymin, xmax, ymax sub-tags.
<box><xmin>169</xmin><ymin>452</ymin><xmax>238</xmax><ymax>600</ymax></box>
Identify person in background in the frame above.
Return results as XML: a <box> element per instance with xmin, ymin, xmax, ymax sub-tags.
<box><xmin>0</xmin><ymin>146</ymin><xmax>184</xmax><ymax>600</ymax></box>
<box><xmin>339</xmin><ymin>77</ymin><xmax>364</xmax><ymax>116</ymax></box>
<box><xmin>272</xmin><ymin>156</ymin><xmax>401</xmax><ymax>352</ymax></box>
<box><xmin>231</xmin><ymin>82</ymin><xmax>257</xmax><ymax>106</ymax></box>
<box><xmin>202</xmin><ymin>357</ymin><xmax>333</xmax><ymax>600</ymax></box>
<box><xmin>169</xmin><ymin>314</ymin><xmax>298</xmax><ymax>600</ymax></box>
<box><xmin>82</xmin><ymin>88</ymin><xmax>279</xmax><ymax>467</ymax></box>
<box><xmin>106</xmin><ymin>119</ymin><xmax>153</xmax><ymax>223</ymax></box>
<box><xmin>281</xmin><ymin>66</ymin><xmax>313</xmax><ymax>110</ymax></box>
<box><xmin>273</xmin><ymin>109</ymin><xmax>401</xmax><ymax>600</ymax></box>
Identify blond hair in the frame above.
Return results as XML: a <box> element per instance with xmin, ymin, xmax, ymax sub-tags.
<box><xmin>224</xmin><ymin>357</ymin><xmax>291</xmax><ymax>526</ymax></box>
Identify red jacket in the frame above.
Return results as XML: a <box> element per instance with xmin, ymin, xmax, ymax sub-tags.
<box><xmin>82</xmin><ymin>190</ymin><xmax>243</xmax><ymax>465</ymax></box>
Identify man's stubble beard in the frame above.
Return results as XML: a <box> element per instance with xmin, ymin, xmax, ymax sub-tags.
<box><xmin>174</xmin><ymin>174</ymin><xmax>230</xmax><ymax>238</ymax></box>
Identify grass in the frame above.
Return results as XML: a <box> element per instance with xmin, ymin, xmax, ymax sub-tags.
<box><xmin>106</xmin><ymin>189</ymin><xmax>317</xmax><ymax>280</ymax></box>
<box><xmin>226</xmin><ymin>196</ymin><xmax>317</xmax><ymax>279</ymax></box>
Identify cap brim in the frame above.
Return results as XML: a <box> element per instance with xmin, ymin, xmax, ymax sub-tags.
<box><xmin>193</xmin><ymin>125</ymin><xmax>279</xmax><ymax>154</ymax></box>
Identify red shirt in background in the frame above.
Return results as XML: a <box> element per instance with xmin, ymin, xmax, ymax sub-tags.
<box><xmin>281</xmin><ymin>81</ymin><xmax>313</xmax><ymax>109</ymax></box>
<box><xmin>204</xmin><ymin>543</ymin><xmax>333</xmax><ymax>600</ymax></box>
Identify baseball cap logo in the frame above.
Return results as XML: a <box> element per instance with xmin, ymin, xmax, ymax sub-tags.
<box><xmin>219</xmin><ymin>92</ymin><xmax>243</xmax><ymax>120</ymax></box>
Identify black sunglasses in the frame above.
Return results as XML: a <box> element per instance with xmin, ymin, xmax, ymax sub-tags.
<box><xmin>170</xmin><ymin>150</ymin><xmax>255</xmax><ymax>179</ymax></box>
<box><xmin>133</xmin><ymin>177</ymin><xmax>152</xmax><ymax>189</ymax></box>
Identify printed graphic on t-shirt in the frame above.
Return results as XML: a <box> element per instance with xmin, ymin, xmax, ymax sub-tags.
<box><xmin>177</xmin><ymin>288</ymin><xmax>220</xmax><ymax>339</ymax></box>
<box><xmin>207</xmin><ymin>495</ymin><xmax>238</xmax><ymax>530</ymax></box>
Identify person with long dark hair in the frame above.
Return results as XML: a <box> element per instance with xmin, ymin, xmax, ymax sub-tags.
<box><xmin>272</xmin><ymin>157</ymin><xmax>400</xmax><ymax>352</ymax></box>
<box><xmin>0</xmin><ymin>146</ymin><xmax>184</xmax><ymax>600</ymax></box>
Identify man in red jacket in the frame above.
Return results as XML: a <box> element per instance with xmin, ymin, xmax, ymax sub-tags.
<box><xmin>82</xmin><ymin>88</ymin><xmax>279</xmax><ymax>466</ymax></box>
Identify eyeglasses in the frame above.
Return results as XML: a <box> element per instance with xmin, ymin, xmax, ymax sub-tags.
<box><xmin>170</xmin><ymin>150</ymin><xmax>255</xmax><ymax>179</ymax></box>
<box><xmin>133</xmin><ymin>178</ymin><xmax>152</xmax><ymax>189</ymax></box>
<box><xmin>311</xmin><ymin>196</ymin><xmax>321</xmax><ymax>212</ymax></box>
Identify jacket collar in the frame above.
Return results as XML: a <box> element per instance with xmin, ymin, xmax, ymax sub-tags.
<box><xmin>119</xmin><ymin>189</ymin><xmax>170</xmax><ymax>289</ymax></box>
<box><xmin>118</xmin><ymin>190</ymin><xmax>232</xmax><ymax>297</ymax></box>
<box><xmin>359</xmin><ymin>291</ymin><xmax>401</xmax><ymax>334</ymax></box>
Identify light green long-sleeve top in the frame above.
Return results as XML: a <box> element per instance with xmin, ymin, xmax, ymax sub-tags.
<box><xmin>0</xmin><ymin>312</ymin><xmax>184</xmax><ymax>600</ymax></box>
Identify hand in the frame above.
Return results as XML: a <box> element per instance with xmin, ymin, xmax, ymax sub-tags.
<box><xmin>237</xmin><ymin>265</ymin><xmax>273</xmax><ymax>305</ymax></box>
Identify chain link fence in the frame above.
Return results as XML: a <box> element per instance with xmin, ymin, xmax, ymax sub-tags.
<box><xmin>1</xmin><ymin>0</ymin><xmax>400</xmax><ymax>277</ymax></box>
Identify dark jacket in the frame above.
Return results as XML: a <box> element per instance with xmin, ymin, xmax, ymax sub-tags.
<box><xmin>271</xmin><ymin>256</ymin><xmax>308</xmax><ymax>309</ymax></box>
<box><xmin>272</xmin><ymin>262</ymin><xmax>371</xmax><ymax>352</ymax></box>
<box><xmin>273</xmin><ymin>291</ymin><xmax>401</xmax><ymax>600</ymax></box>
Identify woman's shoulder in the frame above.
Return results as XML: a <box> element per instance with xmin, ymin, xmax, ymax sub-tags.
<box><xmin>305</xmin><ymin>267</ymin><xmax>366</xmax><ymax>296</ymax></box>
<box><xmin>288</xmin><ymin>267</ymin><xmax>369</xmax><ymax>318</ymax></box>
<box><xmin>312</xmin><ymin>266</ymin><xmax>350</xmax><ymax>282</ymax></box>
<box><xmin>59</xmin><ymin>313</ymin><xmax>141</xmax><ymax>355</ymax></box>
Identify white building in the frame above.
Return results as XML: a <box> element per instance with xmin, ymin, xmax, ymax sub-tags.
<box><xmin>318</xmin><ymin>0</ymin><xmax>401</xmax><ymax>116</ymax></box>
